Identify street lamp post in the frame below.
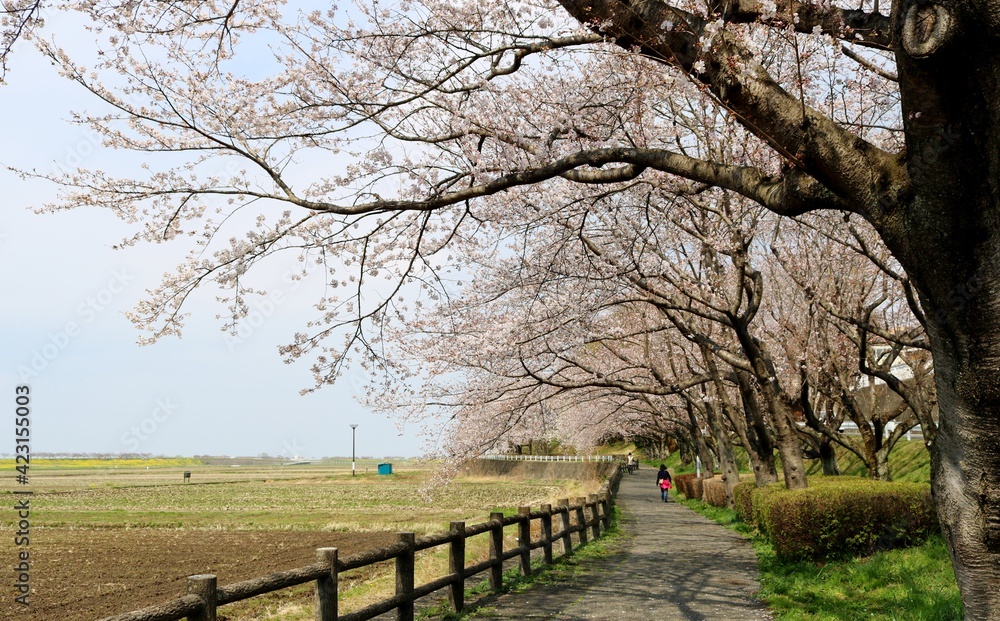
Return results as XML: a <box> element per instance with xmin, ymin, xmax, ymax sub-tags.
<box><xmin>350</xmin><ymin>424</ymin><xmax>358</xmax><ymax>477</ymax></box>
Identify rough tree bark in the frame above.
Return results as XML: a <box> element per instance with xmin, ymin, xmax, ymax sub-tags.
<box><xmin>734</xmin><ymin>370</ymin><xmax>781</xmax><ymax>486</ymax></box>
<box><xmin>700</xmin><ymin>343</ymin><xmax>748</xmax><ymax>505</ymax></box>
<box><xmin>702</xmin><ymin>396</ymin><xmax>742</xmax><ymax>508</ymax></box>
<box><xmin>800</xmin><ymin>388</ymin><xmax>842</xmax><ymax>477</ymax></box>
<box><xmin>731</xmin><ymin>308</ymin><xmax>809</xmax><ymax>489</ymax></box>
<box><xmin>885</xmin><ymin>0</ymin><xmax>1000</xmax><ymax>610</ymax></box>
<box><xmin>685</xmin><ymin>402</ymin><xmax>718</xmax><ymax>475</ymax></box>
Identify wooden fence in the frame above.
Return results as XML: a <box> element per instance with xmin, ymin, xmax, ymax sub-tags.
<box><xmin>98</xmin><ymin>466</ymin><xmax>623</xmax><ymax>621</ymax></box>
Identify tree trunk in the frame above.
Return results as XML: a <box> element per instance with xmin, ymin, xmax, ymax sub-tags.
<box><xmin>686</xmin><ymin>404</ymin><xmax>717</xmax><ymax>476</ymax></box>
<box><xmin>872</xmin><ymin>445</ymin><xmax>891</xmax><ymax>482</ymax></box>
<box><xmin>731</xmin><ymin>408</ymin><xmax>776</xmax><ymax>484</ymax></box>
<box><xmin>799</xmin><ymin>379</ymin><xmax>840</xmax><ymax>476</ymax></box>
<box><xmin>886</xmin><ymin>7</ymin><xmax>1000</xmax><ymax>613</ymax></box>
<box><xmin>855</xmin><ymin>419</ymin><xmax>890</xmax><ymax>481</ymax></box>
<box><xmin>733</xmin><ymin>324</ymin><xmax>807</xmax><ymax>489</ymax></box>
<box><xmin>767</xmin><ymin>396</ymin><xmax>807</xmax><ymax>489</ymax></box>
<box><xmin>911</xmin><ymin>275</ymin><xmax>1000</xmax><ymax>618</ymax></box>
<box><xmin>700</xmin><ymin>344</ymin><xmax>746</xmax><ymax>506</ymax></box>
<box><xmin>705</xmin><ymin>400</ymin><xmax>740</xmax><ymax>508</ymax></box>
<box><xmin>678</xmin><ymin>434</ymin><xmax>694</xmax><ymax>468</ymax></box>
<box><xmin>735</xmin><ymin>371</ymin><xmax>780</xmax><ymax>486</ymax></box>
<box><xmin>818</xmin><ymin>436</ymin><xmax>840</xmax><ymax>476</ymax></box>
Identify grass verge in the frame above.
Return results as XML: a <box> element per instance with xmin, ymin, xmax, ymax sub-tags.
<box><xmin>678</xmin><ymin>497</ymin><xmax>962</xmax><ymax>621</ymax></box>
<box><xmin>649</xmin><ymin>439</ymin><xmax>933</xmax><ymax>484</ymax></box>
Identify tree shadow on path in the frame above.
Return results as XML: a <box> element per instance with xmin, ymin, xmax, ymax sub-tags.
<box><xmin>451</xmin><ymin>473</ymin><xmax>772</xmax><ymax>621</ymax></box>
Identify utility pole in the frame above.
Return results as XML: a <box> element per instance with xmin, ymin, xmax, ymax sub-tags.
<box><xmin>351</xmin><ymin>424</ymin><xmax>358</xmax><ymax>477</ymax></box>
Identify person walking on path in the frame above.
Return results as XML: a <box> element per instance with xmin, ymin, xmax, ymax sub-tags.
<box><xmin>449</xmin><ymin>470</ymin><xmax>771</xmax><ymax>620</ymax></box>
<box><xmin>656</xmin><ymin>464</ymin><xmax>673</xmax><ymax>502</ymax></box>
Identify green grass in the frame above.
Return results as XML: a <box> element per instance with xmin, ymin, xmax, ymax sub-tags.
<box><xmin>647</xmin><ymin>436</ymin><xmax>933</xmax><ymax>484</ymax></box>
<box><xmin>760</xmin><ymin>536</ymin><xmax>962</xmax><ymax>620</ymax></box>
<box><xmin>803</xmin><ymin>439</ymin><xmax>932</xmax><ymax>483</ymax></box>
<box><xmin>680</xmin><ymin>497</ymin><xmax>962</xmax><ymax>620</ymax></box>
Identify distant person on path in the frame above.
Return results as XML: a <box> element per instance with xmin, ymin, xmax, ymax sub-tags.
<box><xmin>656</xmin><ymin>465</ymin><xmax>673</xmax><ymax>502</ymax></box>
<box><xmin>626</xmin><ymin>452</ymin><xmax>636</xmax><ymax>473</ymax></box>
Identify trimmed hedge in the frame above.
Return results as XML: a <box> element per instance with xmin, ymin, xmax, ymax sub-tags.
<box><xmin>674</xmin><ymin>473</ymin><xmax>699</xmax><ymax>499</ymax></box>
<box><xmin>690</xmin><ymin>476</ymin><xmax>705</xmax><ymax>500</ymax></box>
<box><xmin>734</xmin><ymin>480</ymin><xmax>754</xmax><ymax>521</ymax></box>
<box><xmin>742</xmin><ymin>478</ymin><xmax>936</xmax><ymax>561</ymax></box>
<box><xmin>703</xmin><ymin>477</ymin><xmax>726</xmax><ymax>506</ymax></box>
<box><xmin>702</xmin><ymin>474</ymin><xmax>756</xmax><ymax>507</ymax></box>
<box><xmin>675</xmin><ymin>473</ymin><xmax>726</xmax><ymax>501</ymax></box>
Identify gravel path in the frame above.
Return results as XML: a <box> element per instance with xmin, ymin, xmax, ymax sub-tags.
<box><xmin>461</xmin><ymin>471</ymin><xmax>773</xmax><ymax>621</ymax></box>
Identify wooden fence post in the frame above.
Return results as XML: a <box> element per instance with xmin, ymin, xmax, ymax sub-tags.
<box><xmin>187</xmin><ymin>575</ymin><xmax>217</xmax><ymax>621</ymax></box>
<box><xmin>540</xmin><ymin>503</ymin><xmax>553</xmax><ymax>565</ymax></box>
<box><xmin>315</xmin><ymin>548</ymin><xmax>338</xmax><ymax>621</ymax></box>
<box><xmin>448</xmin><ymin>521</ymin><xmax>466</xmax><ymax>613</ymax></box>
<box><xmin>557</xmin><ymin>499</ymin><xmax>572</xmax><ymax>557</ymax></box>
<box><xmin>517</xmin><ymin>506</ymin><xmax>531</xmax><ymax>576</ymax></box>
<box><xmin>588</xmin><ymin>494</ymin><xmax>601</xmax><ymax>539</ymax></box>
<box><xmin>396</xmin><ymin>533</ymin><xmax>415</xmax><ymax>621</ymax></box>
<box><xmin>575</xmin><ymin>497</ymin><xmax>588</xmax><ymax>545</ymax></box>
<box><xmin>599</xmin><ymin>491</ymin><xmax>611</xmax><ymax>530</ymax></box>
<box><xmin>489</xmin><ymin>512</ymin><xmax>504</xmax><ymax>593</ymax></box>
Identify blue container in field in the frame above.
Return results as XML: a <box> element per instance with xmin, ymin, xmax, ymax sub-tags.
<box><xmin>378</xmin><ymin>463</ymin><xmax>393</xmax><ymax>475</ymax></box>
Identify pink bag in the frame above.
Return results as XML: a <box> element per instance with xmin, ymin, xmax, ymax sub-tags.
<box><xmin>659</xmin><ymin>479</ymin><xmax>672</xmax><ymax>490</ymax></box>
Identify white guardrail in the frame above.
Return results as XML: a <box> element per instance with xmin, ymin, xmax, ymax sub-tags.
<box><xmin>836</xmin><ymin>422</ymin><xmax>924</xmax><ymax>440</ymax></box>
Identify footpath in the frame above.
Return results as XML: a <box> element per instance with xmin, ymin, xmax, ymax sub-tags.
<box><xmin>459</xmin><ymin>470</ymin><xmax>773</xmax><ymax>621</ymax></box>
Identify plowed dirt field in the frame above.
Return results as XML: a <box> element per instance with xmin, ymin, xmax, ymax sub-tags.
<box><xmin>5</xmin><ymin>527</ymin><xmax>393</xmax><ymax>621</ymax></box>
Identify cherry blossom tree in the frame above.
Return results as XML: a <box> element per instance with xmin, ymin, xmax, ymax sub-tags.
<box><xmin>768</xmin><ymin>214</ymin><xmax>936</xmax><ymax>480</ymax></box>
<box><xmin>367</xmin><ymin>213</ymin><xmax>709</xmax><ymax>464</ymax></box>
<box><xmin>372</xmin><ymin>172</ymin><xmax>819</xmax><ymax>506</ymax></box>
<box><xmin>10</xmin><ymin>0</ymin><xmax>1000</xmax><ymax>613</ymax></box>
<box><xmin>0</xmin><ymin>1</ymin><xmax>42</xmax><ymax>82</ymax></box>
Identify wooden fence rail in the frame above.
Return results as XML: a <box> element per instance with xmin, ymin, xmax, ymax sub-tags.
<box><xmin>98</xmin><ymin>466</ymin><xmax>623</xmax><ymax>621</ymax></box>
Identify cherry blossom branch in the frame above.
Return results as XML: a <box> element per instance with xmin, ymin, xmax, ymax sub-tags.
<box><xmin>518</xmin><ymin>352</ymin><xmax>714</xmax><ymax>395</ymax></box>
<box><xmin>0</xmin><ymin>0</ymin><xmax>42</xmax><ymax>83</ymax></box>
<box><xmin>556</xmin><ymin>0</ymin><xmax>907</xmax><ymax>229</ymax></box>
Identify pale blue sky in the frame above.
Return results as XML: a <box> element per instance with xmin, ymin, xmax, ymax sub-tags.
<box><xmin>0</xmin><ymin>25</ymin><xmax>424</xmax><ymax>459</ymax></box>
